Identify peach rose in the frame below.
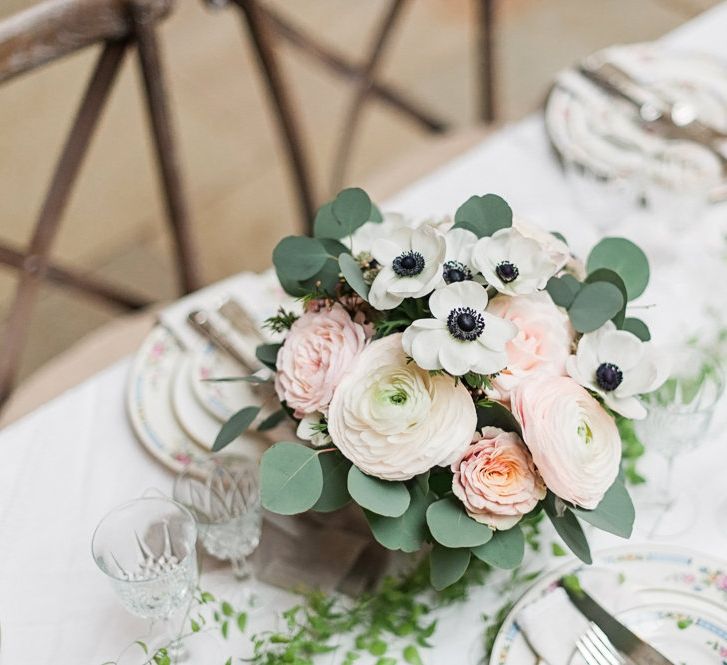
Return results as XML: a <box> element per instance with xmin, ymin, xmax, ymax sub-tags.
<box><xmin>511</xmin><ymin>375</ymin><xmax>621</xmax><ymax>509</ymax></box>
<box><xmin>487</xmin><ymin>292</ymin><xmax>574</xmax><ymax>403</ymax></box>
<box><xmin>451</xmin><ymin>426</ymin><xmax>546</xmax><ymax>530</ymax></box>
<box><xmin>275</xmin><ymin>303</ymin><xmax>366</xmax><ymax>417</ymax></box>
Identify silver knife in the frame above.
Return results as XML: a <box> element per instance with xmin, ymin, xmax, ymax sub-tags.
<box><xmin>563</xmin><ymin>584</ymin><xmax>675</xmax><ymax>665</ymax></box>
<box><xmin>187</xmin><ymin>309</ymin><xmax>261</xmax><ymax>371</ymax></box>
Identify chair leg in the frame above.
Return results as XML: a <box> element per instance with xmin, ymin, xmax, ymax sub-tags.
<box><xmin>130</xmin><ymin>2</ymin><xmax>201</xmax><ymax>293</ymax></box>
<box><xmin>0</xmin><ymin>42</ymin><xmax>127</xmax><ymax>407</ymax></box>
<box><xmin>232</xmin><ymin>0</ymin><xmax>317</xmax><ymax>235</ymax></box>
<box><xmin>330</xmin><ymin>0</ymin><xmax>409</xmax><ymax>192</ymax></box>
<box><xmin>476</xmin><ymin>0</ymin><xmax>496</xmax><ymax>124</ymax></box>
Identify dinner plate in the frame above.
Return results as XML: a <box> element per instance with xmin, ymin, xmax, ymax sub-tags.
<box><xmin>489</xmin><ymin>544</ymin><xmax>727</xmax><ymax>665</ymax></box>
<box><xmin>545</xmin><ymin>43</ymin><xmax>727</xmax><ymax>201</ymax></box>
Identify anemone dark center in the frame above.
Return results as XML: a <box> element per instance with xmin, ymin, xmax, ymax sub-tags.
<box><xmin>447</xmin><ymin>307</ymin><xmax>485</xmax><ymax>341</ymax></box>
<box><xmin>442</xmin><ymin>260</ymin><xmax>472</xmax><ymax>284</ymax></box>
<box><xmin>495</xmin><ymin>261</ymin><xmax>519</xmax><ymax>283</ymax></box>
<box><xmin>596</xmin><ymin>362</ymin><xmax>623</xmax><ymax>391</ymax></box>
<box><xmin>392</xmin><ymin>251</ymin><xmax>425</xmax><ymax>277</ymax></box>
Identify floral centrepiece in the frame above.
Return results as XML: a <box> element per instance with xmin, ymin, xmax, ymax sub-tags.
<box><xmin>215</xmin><ymin>188</ymin><xmax>665</xmax><ymax>589</ymax></box>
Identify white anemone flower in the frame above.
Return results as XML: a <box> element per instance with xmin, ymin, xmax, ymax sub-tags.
<box><xmin>402</xmin><ymin>281</ymin><xmax>518</xmax><ymax>376</ymax></box>
<box><xmin>471</xmin><ymin>227</ymin><xmax>558</xmax><ymax>296</ymax></box>
<box><xmin>368</xmin><ymin>225</ymin><xmax>446</xmax><ymax>310</ymax></box>
<box><xmin>440</xmin><ymin>227</ymin><xmax>481</xmax><ymax>286</ymax></box>
<box><xmin>566</xmin><ymin>321</ymin><xmax>666</xmax><ymax>419</ymax></box>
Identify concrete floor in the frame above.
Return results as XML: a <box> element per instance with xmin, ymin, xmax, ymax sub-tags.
<box><xmin>0</xmin><ymin>0</ymin><xmax>720</xmax><ymax>381</ymax></box>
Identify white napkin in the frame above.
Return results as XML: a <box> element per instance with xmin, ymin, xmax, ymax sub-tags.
<box><xmin>516</xmin><ymin>573</ymin><xmax>633</xmax><ymax>665</ymax></box>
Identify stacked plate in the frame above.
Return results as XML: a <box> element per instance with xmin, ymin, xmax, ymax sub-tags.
<box><xmin>126</xmin><ymin>270</ymin><xmax>294</xmax><ymax>475</ymax></box>
<box><xmin>546</xmin><ymin>43</ymin><xmax>727</xmax><ymax>206</ymax></box>
<box><xmin>489</xmin><ymin>544</ymin><xmax>727</xmax><ymax>665</ymax></box>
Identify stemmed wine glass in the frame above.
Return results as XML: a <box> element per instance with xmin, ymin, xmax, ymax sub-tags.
<box><xmin>92</xmin><ymin>497</ymin><xmax>198</xmax><ymax>661</ymax></box>
<box><xmin>634</xmin><ymin>346</ymin><xmax>725</xmax><ymax>537</ymax></box>
<box><xmin>174</xmin><ymin>455</ymin><xmax>263</xmax><ymax>605</ymax></box>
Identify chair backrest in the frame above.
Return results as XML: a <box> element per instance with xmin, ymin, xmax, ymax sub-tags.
<box><xmin>218</xmin><ymin>0</ymin><xmax>496</xmax><ymax>231</ymax></box>
<box><xmin>0</xmin><ymin>0</ymin><xmax>198</xmax><ymax>407</ymax></box>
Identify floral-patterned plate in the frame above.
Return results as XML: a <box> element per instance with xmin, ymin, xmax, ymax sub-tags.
<box><xmin>490</xmin><ymin>544</ymin><xmax>727</xmax><ymax>665</ymax></box>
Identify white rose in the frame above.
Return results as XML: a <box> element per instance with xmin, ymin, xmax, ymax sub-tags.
<box><xmin>327</xmin><ymin>333</ymin><xmax>477</xmax><ymax>480</ymax></box>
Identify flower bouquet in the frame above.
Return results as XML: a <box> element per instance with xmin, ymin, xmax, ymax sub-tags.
<box><xmin>214</xmin><ymin>188</ymin><xmax>663</xmax><ymax>590</ymax></box>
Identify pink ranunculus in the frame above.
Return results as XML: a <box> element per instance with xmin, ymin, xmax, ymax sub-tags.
<box><xmin>451</xmin><ymin>426</ymin><xmax>546</xmax><ymax>530</ymax></box>
<box><xmin>274</xmin><ymin>303</ymin><xmax>366</xmax><ymax>417</ymax></box>
<box><xmin>486</xmin><ymin>292</ymin><xmax>575</xmax><ymax>403</ymax></box>
<box><xmin>511</xmin><ymin>375</ymin><xmax>621</xmax><ymax>509</ymax></box>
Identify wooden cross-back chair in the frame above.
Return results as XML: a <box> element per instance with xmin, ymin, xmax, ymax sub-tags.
<box><xmin>208</xmin><ymin>0</ymin><xmax>496</xmax><ymax>234</ymax></box>
<box><xmin>0</xmin><ymin>0</ymin><xmax>199</xmax><ymax>407</ymax></box>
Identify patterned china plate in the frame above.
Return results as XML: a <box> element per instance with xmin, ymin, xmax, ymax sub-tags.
<box><xmin>489</xmin><ymin>544</ymin><xmax>727</xmax><ymax>665</ymax></box>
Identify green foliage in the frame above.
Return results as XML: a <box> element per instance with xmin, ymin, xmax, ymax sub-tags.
<box><xmin>347</xmin><ymin>466</ymin><xmax>411</xmax><ymax>517</ymax></box>
<box><xmin>312</xmin><ymin>452</ymin><xmax>352</xmax><ymax>512</ymax></box>
<box><xmin>429</xmin><ymin>544</ymin><xmax>472</xmax><ymax>590</ymax></box>
<box><xmin>570</xmin><ymin>479</ymin><xmax>635</xmax><ymax>538</ymax></box>
<box><xmin>617</xmin><ymin>415</ymin><xmax>646</xmax><ymax>485</ymax></box>
<box><xmin>213</xmin><ymin>406</ymin><xmax>261</xmax><ymax>452</ymax></box>
<box><xmin>587</xmin><ymin>237</ymin><xmax>650</xmax><ymax>300</ymax></box>
<box><xmin>366</xmin><ymin>484</ymin><xmax>436</xmax><ymax>552</ymax></box>
<box><xmin>273</xmin><ymin>236</ymin><xmax>331</xmax><ymax>280</ymax></box>
<box><xmin>264</xmin><ymin>307</ymin><xmax>299</xmax><ymax>334</ymax></box>
<box><xmin>314</xmin><ymin>188</ymin><xmax>373</xmax><ymax>239</ymax></box>
<box><xmin>622</xmin><ymin>317</ymin><xmax>651</xmax><ymax>341</ymax></box>
<box><xmin>426</xmin><ymin>497</ymin><xmax>494</xmax><ymax>548</ymax></box>
<box><xmin>260</xmin><ymin>442</ymin><xmax>324</xmax><ymax>514</ymax></box>
<box><xmin>373</xmin><ymin>297</ymin><xmax>430</xmax><ymax>338</ymax></box>
<box><xmin>546</xmin><ymin>273</ymin><xmax>581</xmax><ymax>308</ymax></box>
<box><xmin>452</xmin><ymin>194</ymin><xmax>512</xmax><ymax>238</ymax></box>
<box><xmin>257</xmin><ymin>409</ymin><xmax>287</xmax><ymax>432</ymax></box>
<box><xmin>339</xmin><ymin>253</ymin><xmax>370</xmax><ymax>301</ymax></box>
<box><xmin>568</xmin><ymin>281</ymin><xmax>624</xmax><ymax>333</ymax></box>
<box><xmin>475</xmin><ymin>400</ymin><xmax>522</xmax><ymax>435</ymax></box>
<box><xmin>543</xmin><ymin>493</ymin><xmax>592</xmax><ymax>564</ymax></box>
<box><xmin>585</xmin><ymin>268</ymin><xmax>627</xmax><ymax>328</ymax></box>
<box><xmin>471</xmin><ymin>525</ymin><xmax>525</xmax><ymax>569</ymax></box>
<box><xmin>256</xmin><ymin>343</ymin><xmax>282</xmax><ymax>371</ymax></box>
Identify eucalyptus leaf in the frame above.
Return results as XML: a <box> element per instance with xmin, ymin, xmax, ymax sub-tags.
<box><xmin>476</xmin><ymin>401</ymin><xmax>522</xmax><ymax>435</ymax></box>
<box><xmin>273</xmin><ymin>236</ymin><xmax>330</xmax><ymax>281</ymax></box>
<box><xmin>332</xmin><ymin>188</ymin><xmax>372</xmax><ymax>230</ymax></box>
<box><xmin>213</xmin><ymin>406</ymin><xmax>261</xmax><ymax>452</ymax></box>
<box><xmin>339</xmin><ymin>253</ymin><xmax>370</xmax><ymax>301</ymax></box>
<box><xmin>546</xmin><ymin>274</ymin><xmax>581</xmax><ymax>309</ymax></box>
<box><xmin>260</xmin><ymin>442</ymin><xmax>323</xmax><ymax>515</ymax></box>
<box><xmin>426</xmin><ymin>497</ymin><xmax>494</xmax><ymax>548</ymax></box>
<box><xmin>551</xmin><ymin>231</ymin><xmax>568</xmax><ymax>245</ymax></box>
<box><xmin>470</xmin><ymin>525</ymin><xmax>525</xmax><ymax>569</ymax></box>
<box><xmin>369</xmin><ymin>203</ymin><xmax>384</xmax><ymax>223</ymax></box>
<box><xmin>586</xmin><ymin>268</ymin><xmax>628</xmax><ymax>328</ymax></box>
<box><xmin>568</xmin><ymin>282</ymin><xmax>624</xmax><ymax>333</ymax></box>
<box><xmin>622</xmin><ymin>317</ymin><xmax>651</xmax><ymax>341</ymax></box>
<box><xmin>257</xmin><ymin>409</ymin><xmax>287</xmax><ymax>432</ymax></box>
<box><xmin>587</xmin><ymin>237</ymin><xmax>649</xmax><ymax>300</ymax></box>
<box><xmin>415</xmin><ymin>471</ymin><xmax>430</xmax><ymax>495</ymax></box>
<box><xmin>347</xmin><ymin>466</ymin><xmax>410</xmax><ymax>517</ymax></box>
<box><xmin>256</xmin><ymin>343</ymin><xmax>281</xmax><ymax>371</ymax></box>
<box><xmin>313</xmin><ymin>452</ymin><xmax>352</xmax><ymax>512</ymax></box>
<box><xmin>571</xmin><ymin>479</ymin><xmax>635</xmax><ymax>538</ymax></box>
<box><xmin>429</xmin><ymin>544</ymin><xmax>471</xmax><ymax>590</ymax></box>
<box><xmin>365</xmin><ymin>485</ymin><xmax>435</xmax><ymax>552</ymax></box>
<box><xmin>543</xmin><ymin>493</ymin><xmax>592</xmax><ymax>564</ymax></box>
<box><xmin>452</xmin><ymin>194</ymin><xmax>512</xmax><ymax>238</ymax></box>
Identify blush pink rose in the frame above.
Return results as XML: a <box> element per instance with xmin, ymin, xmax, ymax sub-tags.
<box><xmin>275</xmin><ymin>303</ymin><xmax>366</xmax><ymax>417</ymax></box>
<box><xmin>511</xmin><ymin>375</ymin><xmax>621</xmax><ymax>509</ymax></box>
<box><xmin>486</xmin><ymin>292</ymin><xmax>574</xmax><ymax>403</ymax></box>
<box><xmin>451</xmin><ymin>426</ymin><xmax>546</xmax><ymax>530</ymax></box>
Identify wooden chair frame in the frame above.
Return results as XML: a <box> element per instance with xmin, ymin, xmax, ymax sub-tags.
<box><xmin>209</xmin><ymin>0</ymin><xmax>496</xmax><ymax>232</ymax></box>
<box><xmin>0</xmin><ymin>0</ymin><xmax>199</xmax><ymax>406</ymax></box>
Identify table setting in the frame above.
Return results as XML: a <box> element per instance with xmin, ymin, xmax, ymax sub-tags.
<box><xmin>4</xmin><ymin>3</ymin><xmax>727</xmax><ymax>665</ymax></box>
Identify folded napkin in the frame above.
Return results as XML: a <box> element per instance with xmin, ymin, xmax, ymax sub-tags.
<box><xmin>516</xmin><ymin>573</ymin><xmax>633</xmax><ymax>665</ymax></box>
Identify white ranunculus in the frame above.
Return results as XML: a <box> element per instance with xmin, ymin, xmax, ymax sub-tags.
<box><xmin>368</xmin><ymin>225</ymin><xmax>446</xmax><ymax>310</ymax></box>
<box><xmin>327</xmin><ymin>333</ymin><xmax>476</xmax><ymax>480</ymax></box>
<box><xmin>471</xmin><ymin>227</ymin><xmax>559</xmax><ymax>296</ymax></box>
<box><xmin>567</xmin><ymin>321</ymin><xmax>666</xmax><ymax>419</ymax></box>
<box><xmin>296</xmin><ymin>412</ymin><xmax>332</xmax><ymax>448</ymax></box>
<box><xmin>440</xmin><ymin>227</ymin><xmax>481</xmax><ymax>286</ymax></box>
<box><xmin>402</xmin><ymin>281</ymin><xmax>517</xmax><ymax>376</ymax></box>
<box><xmin>513</xmin><ymin>217</ymin><xmax>570</xmax><ymax>273</ymax></box>
<box><xmin>511</xmin><ymin>374</ymin><xmax>621</xmax><ymax>509</ymax></box>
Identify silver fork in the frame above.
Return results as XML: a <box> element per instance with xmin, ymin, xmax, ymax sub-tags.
<box><xmin>576</xmin><ymin>622</ymin><xmax>626</xmax><ymax>665</ymax></box>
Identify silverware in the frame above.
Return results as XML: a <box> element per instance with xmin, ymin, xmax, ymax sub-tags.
<box><xmin>218</xmin><ymin>298</ymin><xmax>265</xmax><ymax>344</ymax></box>
<box><xmin>577</xmin><ymin>623</ymin><xmax>626</xmax><ymax>665</ymax></box>
<box><xmin>579</xmin><ymin>56</ymin><xmax>727</xmax><ymax>166</ymax></box>
<box><xmin>187</xmin><ymin>309</ymin><xmax>260</xmax><ymax>370</ymax></box>
<box><xmin>563</xmin><ymin>584</ymin><xmax>675</xmax><ymax>665</ymax></box>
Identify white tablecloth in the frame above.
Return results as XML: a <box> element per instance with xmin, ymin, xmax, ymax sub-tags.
<box><xmin>3</xmin><ymin>5</ymin><xmax>727</xmax><ymax>664</ymax></box>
